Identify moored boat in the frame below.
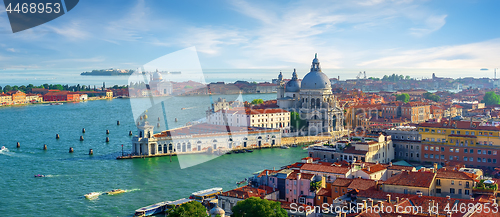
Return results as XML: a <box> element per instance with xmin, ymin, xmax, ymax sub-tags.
<box><xmin>84</xmin><ymin>192</ymin><xmax>100</xmax><ymax>199</ymax></box>
<box><xmin>245</xmin><ymin>149</ymin><xmax>253</xmax><ymax>153</ymax></box>
<box><xmin>134</xmin><ymin>200</ymin><xmax>170</xmax><ymax>216</ymax></box>
<box><xmin>280</xmin><ymin>146</ymin><xmax>290</xmax><ymax>149</ymax></box>
<box><xmin>106</xmin><ymin>189</ymin><xmax>125</xmax><ymax>195</ymax></box>
<box><xmin>189</xmin><ymin>188</ymin><xmax>222</xmax><ymax>203</ymax></box>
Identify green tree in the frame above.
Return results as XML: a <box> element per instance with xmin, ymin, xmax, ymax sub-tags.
<box><xmin>167</xmin><ymin>201</ymin><xmax>208</xmax><ymax>217</ymax></box>
<box><xmin>251</xmin><ymin>99</ymin><xmax>264</xmax><ymax>105</ymax></box>
<box><xmin>232</xmin><ymin>197</ymin><xmax>287</xmax><ymax>217</ymax></box>
<box><xmin>396</xmin><ymin>93</ymin><xmax>410</xmax><ymax>103</ymax></box>
<box><xmin>423</xmin><ymin>92</ymin><xmax>440</xmax><ymax>102</ymax></box>
<box><xmin>290</xmin><ymin>111</ymin><xmax>306</xmax><ymax>131</ymax></box>
<box><xmin>3</xmin><ymin>85</ymin><xmax>12</xmax><ymax>92</ymax></box>
<box><xmin>482</xmin><ymin>91</ymin><xmax>500</xmax><ymax>106</ymax></box>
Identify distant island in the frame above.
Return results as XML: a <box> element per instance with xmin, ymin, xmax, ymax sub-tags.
<box><xmin>81</xmin><ymin>69</ymin><xmax>134</xmax><ymax>76</ymax></box>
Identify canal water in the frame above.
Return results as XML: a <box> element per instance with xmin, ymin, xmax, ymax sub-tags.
<box><xmin>0</xmin><ymin>93</ymin><xmax>307</xmax><ymax>217</ymax></box>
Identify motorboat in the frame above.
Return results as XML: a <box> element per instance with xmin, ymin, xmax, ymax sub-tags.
<box><xmin>245</xmin><ymin>149</ymin><xmax>253</xmax><ymax>153</ymax></box>
<box><xmin>291</xmin><ymin>144</ymin><xmax>298</xmax><ymax>147</ymax></box>
<box><xmin>106</xmin><ymin>189</ymin><xmax>125</xmax><ymax>195</ymax></box>
<box><xmin>34</xmin><ymin>174</ymin><xmax>45</xmax><ymax>178</ymax></box>
<box><xmin>84</xmin><ymin>192</ymin><xmax>100</xmax><ymax>199</ymax></box>
<box><xmin>236</xmin><ymin>178</ymin><xmax>247</xmax><ymax>185</ymax></box>
<box><xmin>49</xmin><ymin>103</ymin><xmax>63</xmax><ymax>105</ymax></box>
<box><xmin>280</xmin><ymin>146</ymin><xmax>290</xmax><ymax>149</ymax></box>
<box><xmin>0</xmin><ymin>146</ymin><xmax>5</xmax><ymax>151</ymax></box>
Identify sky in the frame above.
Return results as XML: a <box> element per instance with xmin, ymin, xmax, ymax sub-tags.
<box><xmin>1</xmin><ymin>0</ymin><xmax>500</xmax><ymax>78</ymax></box>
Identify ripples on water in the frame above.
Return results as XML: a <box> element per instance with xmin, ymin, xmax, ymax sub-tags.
<box><xmin>0</xmin><ymin>94</ymin><xmax>308</xmax><ymax>216</ymax></box>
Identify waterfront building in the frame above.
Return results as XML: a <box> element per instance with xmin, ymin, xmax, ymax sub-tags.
<box><xmin>43</xmin><ymin>91</ymin><xmax>80</xmax><ymax>102</ymax></box>
<box><xmin>148</xmin><ymin>70</ymin><xmax>173</xmax><ymax>96</ymax></box>
<box><xmin>6</xmin><ymin>90</ymin><xmax>27</xmax><ymax>104</ymax></box>
<box><xmin>308</xmin><ymin>133</ymin><xmax>394</xmax><ymax>164</ymax></box>
<box><xmin>419</xmin><ymin>120</ymin><xmax>500</xmax><ymax>168</ymax></box>
<box><xmin>207</xmin><ymin>107</ymin><xmax>291</xmax><ymax>135</ymax></box>
<box><xmin>276</xmin><ymin>54</ymin><xmax>345</xmax><ymax>136</ymax></box>
<box><xmin>131</xmin><ymin>122</ymin><xmax>282</xmax><ymax>156</ymax></box>
<box><xmin>25</xmin><ymin>93</ymin><xmax>43</xmax><ymax>103</ymax></box>
<box><xmin>0</xmin><ymin>93</ymin><xmax>12</xmax><ymax>106</ymax></box>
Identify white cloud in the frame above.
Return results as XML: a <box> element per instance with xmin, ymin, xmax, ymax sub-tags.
<box><xmin>6</xmin><ymin>48</ymin><xmax>16</xmax><ymax>52</ymax></box>
<box><xmin>359</xmin><ymin>38</ymin><xmax>500</xmax><ymax>68</ymax></box>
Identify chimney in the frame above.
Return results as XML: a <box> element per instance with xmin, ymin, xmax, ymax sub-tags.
<box><xmin>297</xmin><ymin>173</ymin><xmax>301</xmax><ymax>180</ymax></box>
<box><xmin>446</xmin><ymin>195</ymin><xmax>451</xmax><ymax>200</ymax></box>
<box><xmin>362</xmin><ymin>163</ymin><xmax>365</xmax><ymax>169</ymax></box>
<box><xmin>377</xmin><ymin>201</ymin><xmax>383</xmax><ymax>208</ymax></box>
<box><xmin>368</xmin><ymin>198</ymin><xmax>374</xmax><ymax>207</ymax></box>
<box><xmin>417</xmin><ymin>192</ymin><xmax>423</xmax><ymax>197</ymax></box>
<box><xmin>386</xmin><ymin>194</ymin><xmax>391</xmax><ymax>203</ymax></box>
<box><xmin>446</xmin><ymin>212</ymin><xmax>452</xmax><ymax>217</ymax></box>
<box><xmin>367</xmin><ymin>167</ymin><xmax>371</xmax><ymax>172</ymax></box>
<box><xmin>389</xmin><ymin>162</ymin><xmax>393</xmax><ymax>166</ymax></box>
<box><xmin>396</xmin><ymin>197</ymin><xmax>400</xmax><ymax>203</ymax></box>
<box><xmin>363</xmin><ymin>200</ymin><xmax>367</xmax><ymax>210</ymax></box>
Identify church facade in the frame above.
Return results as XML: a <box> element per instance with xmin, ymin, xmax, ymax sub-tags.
<box><xmin>277</xmin><ymin>54</ymin><xmax>344</xmax><ymax>136</ymax></box>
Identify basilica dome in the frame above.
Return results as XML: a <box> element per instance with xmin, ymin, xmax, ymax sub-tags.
<box><xmin>285</xmin><ymin>69</ymin><xmax>300</xmax><ymax>92</ymax></box>
<box><xmin>153</xmin><ymin>70</ymin><xmax>163</xmax><ymax>80</ymax></box>
<box><xmin>300</xmin><ymin>54</ymin><xmax>331</xmax><ymax>90</ymax></box>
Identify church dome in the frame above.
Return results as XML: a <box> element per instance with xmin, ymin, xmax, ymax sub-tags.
<box><xmin>286</xmin><ymin>80</ymin><xmax>300</xmax><ymax>92</ymax></box>
<box><xmin>285</xmin><ymin>68</ymin><xmax>300</xmax><ymax>92</ymax></box>
<box><xmin>301</xmin><ymin>54</ymin><xmax>331</xmax><ymax>90</ymax></box>
<box><xmin>210</xmin><ymin>207</ymin><xmax>225</xmax><ymax>215</ymax></box>
<box><xmin>153</xmin><ymin>70</ymin><xmax>163</xmax><ymax>80</ymax></box>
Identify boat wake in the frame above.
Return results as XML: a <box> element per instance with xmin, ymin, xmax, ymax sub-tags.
<box><xmin>124</xmin><ymin>188</ymin><xmax>140</xmax><ymax>193</ymax></box>
<box><xmin>0</xmin><ymin>147</ymin><xmax>15</xmax><ymax>157</ymax></box>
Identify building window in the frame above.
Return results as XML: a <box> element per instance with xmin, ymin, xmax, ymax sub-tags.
<box><xmin>437</xmin><ymin>179</ymin><xmax>441</xmax><ymax>186</ymax></box>
<box><xmin>450</xmin><ymin>188</ymin><xmax>455</xmax><ymax>194</ymax></box>
<box><xmin>451</xmin><ymin>180</ymin><xmax>454</xmax><ymax>185</ymax></box>
<box><xmin>478</xmin><ymin>158</ymin><xmax>481</xmax><ymax>162</ymax></box>
<box><xmin>469</xmin><ymin>157</ymin><xmax>473</xmax><ymax>161</ymax></box>
<box><xmin>450</xmin><ymin>148</ymin><xmax>453</xmax><ymax>152</ymax></box>
<box><xmin>441</xmin><ymin>147</ymin><xmax>445</xmax><ymax>152</ymax></box>
<box><xmin>436</xmin><ymin>188</ymin><xmax>441</xmax><ymax>193</ymax></box>
<box><xmin>483</xmin><ymin>158</ymin><xmax>486</xmax><ymax>162</ymax></box>
<box><xmin>458</xmin><ymin>189</ymin><xmax>462</xmax><ymax>195</ymax></box>
<box><xmin>464</xmin><ymin>156</ymin><xmax>468</xmax><ymax>161</ymax></box>
<box><xmin>430</xmin><ymin>154</ymin><xmax>434</xmax><ymax>159</ymax></box>
<box><xmin>449</xmin><ymin>156</ymin><xmax>453</xmax><ymax>160</ymax></box>
<box><xmin>430</xmin><ymin>147</ymin><xmax>434</xmax><ymax>151</ymax></box>
<box><xmin>478</xmin><ymin>150</ymin><xmax>481</xmax><ymax>154</ymax></box>
<box><xmin>488</xmin><ymin>151</ymin><xmax>492</xmax><ymax>155</ymax></box>
<box><xmin>425</xmin><ymin>154</ymin><xmax>428</xmax><ymax>158</ymax></box>
<box><xmin>425</xmin><ymin>146</ymin><xmax>428</xmax><ymax>150</ymax></box>
<box><xmin>494</xmin><ymin>159</ymin><xmax>497</xmax><ymax>163</ymax></box>
<box><xmin>441</xmin><ymin>155</ymin><xmax>444</xmax><ymax>159</ymax></box>
<box><xmin>455</xmin><ymin>149</ymin><xmax>459</xmax><ymax>153</ymax></box>
<box><xmin>465</xmin><ymin>190</ymin><xmax>470</xmax><ymax>195</ymax></box>
<box><xmin>464</xmin><ymin>149</ymin><xmax>468</xmax><ymax>153</ymax></box>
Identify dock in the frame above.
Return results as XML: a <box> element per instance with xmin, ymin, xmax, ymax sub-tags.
<box><xmin>117</xmin><ymin>153</ymin><xmax>177</xmax><ymax>160</ymax></box>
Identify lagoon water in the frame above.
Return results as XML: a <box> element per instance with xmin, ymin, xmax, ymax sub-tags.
<box><xmin>0</xmin><ymin>93</ymin><xmax>307</xmax><ymax>216</ymax></box>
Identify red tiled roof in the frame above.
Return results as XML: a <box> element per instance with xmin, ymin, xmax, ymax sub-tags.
<box><xmin>436</xmin><ymin>170</ymin><xmax>476</xmax><ymax>181</ymax></box>
<box><xmin>383</xmin><ymin>171</ymin><xmax>436</xmax><ymax>188</ymax></box>
<box><xmin>331</xmin><ymin>177</ymin><xmax>353</xmax><ymax>187</ymax></box>
<box><xmin>347</xmin><ymin>178</ymin><xmax>377</xmax><ymax>190</ymax></box>
<box><xmin>419</xmin><ymin>120</ymin><xmax>500</xmax><ymax>131</ymax></box>
<box><xmin>361</xmin><ymin>164</ymin><xmax>387</xmax><ymax>174</ymax></box>
<box><xmin>220</xmin><ymin>186</ymin><xmax>269</xmax><ymax>199</ymax></box>
<box><xmin>316</xmin><ymin>188</ymin><xmax>331</xmax><ymax>197</ymax></box>
<box><xmin>300</xmin><ymin>163</ymin><xmax>351</xmax><ymax>175</ymax></box>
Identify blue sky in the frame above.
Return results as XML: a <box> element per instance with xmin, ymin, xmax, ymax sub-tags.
<box><xmin>1</xmin><ymin>0</ymin><xmax>500</xmax><ymax>72</ymax></box>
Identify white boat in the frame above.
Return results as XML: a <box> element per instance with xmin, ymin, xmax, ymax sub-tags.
<box><xmin>190</xmin><ymin>188</ymin><xmax>222</xmax><ymax>203</ymax></box>
<box><xmin>280</xmin><ymin>146</ymin><xmax>290</xmax><ymax>149</ymax></box>
<box><xmin>0</xmin><ymin>146</ymin><xmax>5</xmax><ymax>151</ymax></box>
<box><xmin>84</xmin><ymin>192</ymin><xmax>100</xmax><ymax>199</ymax></box>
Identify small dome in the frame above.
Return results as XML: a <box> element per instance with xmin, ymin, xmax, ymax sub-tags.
<box><xmin>286</xmin><ymin>80</ymin><xmax>300</xmax><ymax>92</ymax></box>
<box><xmin>210</xmin><ymin>207</ymin><xmax>225</xmax><ymax>215</ymax></box>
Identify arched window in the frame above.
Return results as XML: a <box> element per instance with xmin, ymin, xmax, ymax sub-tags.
<box><xmin>316</xmin><ymin>98</ymin><xmax>320</xmax><ymax>107</ymax></box>
<box><xmin>187</xmin><ymin>143</ymin><xmax>191</xmax><ymax>151</ymax></box>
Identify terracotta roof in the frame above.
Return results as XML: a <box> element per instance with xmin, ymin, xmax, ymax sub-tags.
<box><xmin>256</xmin><ymin>169</ymin><xmax>279</xmax><ymax>178</ymax></box>
<box><xmin>316</xmin><ymin>188</ymin><xmax>331</xmax><ymax>197</ymax></box>
<box><xmin>436</xmin><ymin>170</ymin><xmax>476</xmax><ymax>181</ymax></box>
<box><xmin>419</xmin><ymin>120</ymin><xmax>500</xmax><ymax>131</ymax></box>
<box><xmin>331</xmin><ymin>177</ymin><xmax>353</xmax><ymax>187</ymax></box>
<box><xmin>383</xmin><ymin>171</ymin><xmax>436</xmax><ymax>188</ymax></box>
<box><xmin>360</xmin><ymin>164</ymin><xmax>387</xmax><ymax>174</ymax></box>
<box><xmin>386</xmin><ymin>164</ymin><xmax>415</xmax><ymax>171</ymax></box>
<box><xmin>286</xmin><ymin>171</ymin><xmax>315</xmax><ymax>180</ymax></box>
<box><xmin>219</xmin><ymin>186</ymin><xmax>270</xmax><ymax>199</ymax></box>
<box><xmin>347</xmin><ymin>178</ymin><xmax>376</xmax><ymax>190</ymax></box>
<box><xmin>300</xmin><ymin>163</ymin><xmax>351</xmax><ymax>175</ymax></box>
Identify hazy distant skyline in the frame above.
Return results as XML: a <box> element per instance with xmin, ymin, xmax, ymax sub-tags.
<box><xmin>1</xmin><ymin>0</ymin><xmax>500</xmax><ymax>73</ymax></box>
